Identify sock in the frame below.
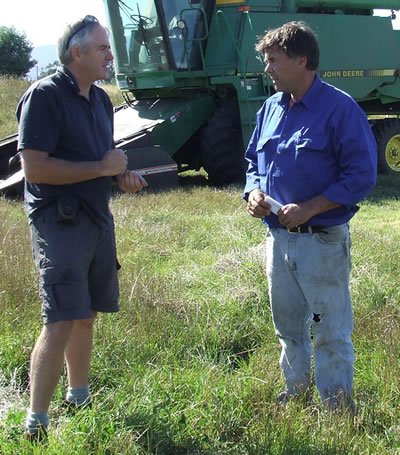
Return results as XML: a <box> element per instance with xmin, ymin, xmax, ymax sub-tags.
<box><xmin>26</xmin><ymin>408</ymin><xmax>49</xmax><ymax>434</ymax></box>
<box><xmin>65</xmin><ymin>385</ymin><xmax>90</xmax><ymax>406</ymax></box>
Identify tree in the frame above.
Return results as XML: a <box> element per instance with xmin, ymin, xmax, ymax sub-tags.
<box><xmin>39</xmin><ymin>61</ymin><xmax>60</xmax><ymax>79</ymax></box>
<box><xmin>106</xmin><ymin>62</ymin><xmax>115</xmax><ymax>83</ymax></box>
<box><xmin>0</xmin><ymin>26</ymin><xmax>36</xmax><ymax>77</ymax></box>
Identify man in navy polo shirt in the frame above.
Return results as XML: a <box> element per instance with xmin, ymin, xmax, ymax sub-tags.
<box><xmin>17</xmin><ymin>16</ymin><xmax>148</xmax><ymax>440</ymax></box>
<box><xmin>244</xmin><ymin>21</ymin><xmax>376</xmax><ymax>412</ymax></box>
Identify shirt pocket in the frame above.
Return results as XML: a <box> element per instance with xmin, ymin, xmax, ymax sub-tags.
<box><xmin>295</xmin><ymin>134</ymin><xmax>327</xmax><ymax>152</ymax></box>
<box><xmin>256</xmin><ymin>137</ymin><xmax>272</xmax><ymax>176</ymax></box>
<box><xmin>294</xmin><ymin>134</ymin><xmax>329</xmax><ymax>173</ymax></box>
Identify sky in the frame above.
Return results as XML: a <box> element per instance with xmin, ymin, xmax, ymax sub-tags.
<box><xmin>1</xmin><ymin>0</ymin><xmax>108</xmax><ymax>47</ymax></box>
<box><xmin>0</xmin><ymin>2</ymin><xmax>399</xmax><ymax>48</ymax></box>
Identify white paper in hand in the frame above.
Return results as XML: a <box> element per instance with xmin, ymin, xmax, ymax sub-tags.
<box><xmin>264</xmin><ymin>195</ymin><xmax>283</xmax><ymax>215</ymax></box>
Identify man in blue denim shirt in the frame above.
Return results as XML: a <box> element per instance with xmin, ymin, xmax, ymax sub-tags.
<box><xmin>244</xmin><ymin>22</ymin><xmax>376</xmax><ymax>412</ymax></box>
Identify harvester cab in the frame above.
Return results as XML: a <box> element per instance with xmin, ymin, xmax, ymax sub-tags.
<box><xmin>109</xmin><ymin>0</ymin><xmax>209</xmax><ymax>73</ymax></box>
<box><xmin>104</xmin><ymin>0</ymin><xmax>232</xmax><ymax>187</ymax></box>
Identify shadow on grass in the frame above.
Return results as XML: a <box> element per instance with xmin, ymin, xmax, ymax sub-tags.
<box><xmin>179</xmin><ymin>173</ymin><xmax>210</xmax><ymax>188</ymax></box>
<box><xmin>120</xmin><ymin>412</ymin><xmax>213</xmax><ymax>455</ymax></box>
<box><xmin>368</xmin><ymin>174</ymin><xmax>400</xmax><ymax>202</ymax></box>
<box><xmin>117</xmin><ymin>403</ymin><xmax>355</xmax><ymax>455</ymax></box>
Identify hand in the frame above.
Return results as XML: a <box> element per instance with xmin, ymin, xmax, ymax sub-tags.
<box><xmin>100</xmin><ymin>149</ymin><xmax>128</xmax><ymax>177</ymax></box>
<box><xmin>278</xmin><ymin>196</ymin><xmax>341</xmax><ymax>229</ymax></box>
<box><xmin>247</xmin><ymin>189</ymin><xmax>271</xmax><ymax>218</ymax></box>
<box><xmin>117</xmin><ymin>170</ymin><xmax>148</xmax><ymax>193</ymax></box>
<box><xmin>278</xmin><ymin>203</ymin><xmax>311</xmax><ymax>229</ymax></box>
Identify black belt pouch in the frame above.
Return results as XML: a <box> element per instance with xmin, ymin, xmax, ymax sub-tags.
<box><xmin>57</xmin><ymin>194</ymin><xmax>80</xmax><ymax>224</ymax></box>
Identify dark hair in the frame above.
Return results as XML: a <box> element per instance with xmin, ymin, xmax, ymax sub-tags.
<box><xmin>256</xmin><ymin>21</ymin><xmax>319</xmax><ymax>70</ymax></box>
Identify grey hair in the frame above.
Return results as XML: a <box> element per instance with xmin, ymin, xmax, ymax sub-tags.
<box><xmin>57</xmin><ymin>19</ymin><xmax>101</xmax><ymax>65</ymax></box>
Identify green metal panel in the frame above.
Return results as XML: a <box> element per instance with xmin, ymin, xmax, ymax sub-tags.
<box><xmin>205</xmin><ymin>6</ymin><xmax>400</xmax><ymax>100</ymax></box>
<box><xmin>282</xmin><ymin>0</ymin><xmax>297</xmax><ymax>11</ymax></box>
<box><xmin>377</xmin><ymin>84</ymin><xmax>400</xmax><ymax>102</ymax></box>
<box><xmin>151</xmin><ymin>94</ymin><xmax>216</xmax><ymax>156</ymax></box>
<box><xmin>215</xmin><ymin>0</ymin><xmax>280</xmax><ymax>9</ymax></box>
<box><xmin>296</xmin><ymin>0</ymin><xmax>400</xmax><ymax>9</ymax></box>
<box><xmin>129</xmin><ymin>72</ymin><xmax>177</xmax><ymax>89</ymax></box>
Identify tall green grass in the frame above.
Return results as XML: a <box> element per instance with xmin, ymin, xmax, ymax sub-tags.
<box><xmin>0</xmin><ymin>176</ymin><xmax>400</xmax><ymax>454</ymax></box>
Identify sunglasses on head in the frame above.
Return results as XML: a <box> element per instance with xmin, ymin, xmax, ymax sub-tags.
<box><xmin>66</xmin><ymin>15</ymin><xmax>99</xmax><ymax>50</ymax></box>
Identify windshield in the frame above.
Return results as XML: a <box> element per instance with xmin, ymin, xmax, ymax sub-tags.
<box><xmin>104</xmin><ymin>0</ymin><xmax>212</xmax><ymax>73</ymax></box>
<box><xmin>159</xmin><ymin>0</ymin><xmax>210</xmax><ymax>70</ymax></box>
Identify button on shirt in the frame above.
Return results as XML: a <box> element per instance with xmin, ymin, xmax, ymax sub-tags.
<box><xmin>244</xmin><ymin>75</ymin><xmax>377</xmax><ymax>228</ymax></box>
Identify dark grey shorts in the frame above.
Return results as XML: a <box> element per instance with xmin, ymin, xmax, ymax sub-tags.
<box><xmin>30</xmin><ymin>202</ymin><xmax>119</xmax><ymax>324</ymax></box>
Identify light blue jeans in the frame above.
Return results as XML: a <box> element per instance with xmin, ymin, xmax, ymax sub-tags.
<box><xmin>266</xmin><ymin>224</ymin><xmax>354</xmax><ymax>408</ymax></box>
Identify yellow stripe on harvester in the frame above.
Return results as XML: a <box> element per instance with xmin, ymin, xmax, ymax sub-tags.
<box><xmin>320</xmin><ymin>69</ymin><xmax>398</xmax><ymax>78</ymax></box>
<box><xmin>216</xmin><ymin>0</ymin><xmax>245</xmax><ymax>5</ymax></box>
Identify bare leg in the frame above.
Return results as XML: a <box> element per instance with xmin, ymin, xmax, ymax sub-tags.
<box><xmin>64</xmin><ymin>313</ymin><xmax>97</xmax><ymax>388</ymax></box>
<box><xmin>30</xmin><ymin>320</ymin><xmax>74</xmax><ymax>413</ymax></box>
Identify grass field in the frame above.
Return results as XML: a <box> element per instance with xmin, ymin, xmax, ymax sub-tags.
<box><xmin>0</xmin><ymin>77</ymin><xmax>400</xmax><ymax>454</ymax></box>
<box><xmin>0</xmin><ymin>175</ymin><xmax>400</xmax><ymax>454</ymax></box>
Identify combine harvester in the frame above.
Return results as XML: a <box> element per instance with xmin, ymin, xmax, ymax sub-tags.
<box><xmin>1</xmin><ymin>0</ymin><xmax>400</xmax><ymax>194</ymax></box>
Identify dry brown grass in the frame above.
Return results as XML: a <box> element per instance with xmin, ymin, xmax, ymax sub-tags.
<box><xmin>0</xmin><ymin>77</ymin><xmax>123</xmax><ymax>140</ymax></box>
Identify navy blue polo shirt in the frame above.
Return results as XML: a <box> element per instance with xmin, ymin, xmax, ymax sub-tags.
<box><xmin>16</xmin><ymin>66</ymin><xmax>115</xmax><ymax>230</ymax></box>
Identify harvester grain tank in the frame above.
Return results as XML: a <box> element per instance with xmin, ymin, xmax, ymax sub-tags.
<box><xmin>1</xmin><ymin>0</ymin><xmax>400</xmax><ymax>192</ymax></box>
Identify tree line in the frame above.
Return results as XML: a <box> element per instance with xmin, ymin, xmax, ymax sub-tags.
<box><xmin>0</xmin><ymin>26</ymin><xmax>114</xmax><ymax>81</ymax></box>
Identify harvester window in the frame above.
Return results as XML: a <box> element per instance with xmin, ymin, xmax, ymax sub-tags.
<box><xmin>111</xmin><ymin>0</ymin><xmax>169</xmax><ymax>72</ymax></box>
<box><xmin>106</xmin><ymin>0</ymin><xmax>212</xmax><ymax>73</ymax></box>
<box><xmin>160</xmin><ymin>0</ymin><xmax>212</xmax><ymax>70</ymax></box>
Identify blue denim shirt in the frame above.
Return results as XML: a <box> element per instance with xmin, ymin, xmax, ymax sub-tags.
<box><xmin>243</xmin><ymin>75</ymin><xmax>377</xmax><ymax>228</ymax></box>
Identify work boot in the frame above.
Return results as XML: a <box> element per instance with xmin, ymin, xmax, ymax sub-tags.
<box><xmin>323</xmin><ymin>392</ymin><xmax>357</xmax><ymax>416</ymax></box>
<box><xmin>277</xmin><ymin>389</ymin><xmax>312</xmax><ymax>407</ymax></box>
<box><xmin>276</xmin><ymin>390</ymin><xmax>292</xmax><ymax>406</ymax></box>
<box><xmin>61</xmin><ymin>397</ymin><xmax>92</xmax><ymax>414</ymax></box>
<box><xmin>25</xmin><ymin>424</ymin><xmax>48</xmax><ymax>443</ymax></box>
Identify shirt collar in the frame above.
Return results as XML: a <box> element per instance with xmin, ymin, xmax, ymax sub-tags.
<box><xmin>57</xmin><ymin>66</ymin><xmax>100</xmax><ymax>102</ymax></box>
<box><xmin>57</xmin><ymin>66</ymin><xmax>81</xmax><ymax>95</ymax></box>
<box><xmin>278</xmin><ymin>74</ymin><xmax>322</xmax><ymax>112</ymax></box>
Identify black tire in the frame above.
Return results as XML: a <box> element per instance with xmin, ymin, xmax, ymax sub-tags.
<box><xmin>373</xmin><ymin>119</ymin><xmax>400</xmax><ymax>174</ymax></box>
<box><xmin>200</xmin><ymin>95</ymin><xmax>246</xmax><ymax>186</ymax></box>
